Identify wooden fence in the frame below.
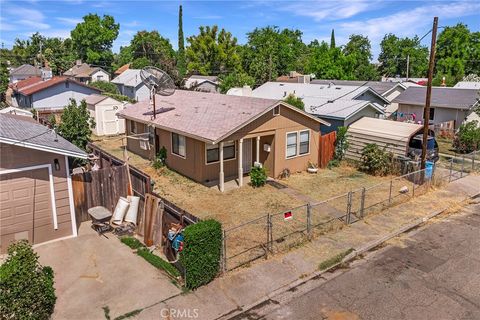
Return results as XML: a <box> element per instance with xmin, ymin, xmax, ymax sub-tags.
<box><xmin>318</xmin><ymin>131</ymin><xmax>336</xmax><ymax>168</ymax></box>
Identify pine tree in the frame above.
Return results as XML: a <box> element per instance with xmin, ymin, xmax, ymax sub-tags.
<box><xmin>330</xmin><ymin>29</ymin><xmax>336</xmax><ymax>49</ymax></box>
<box><xmin>177</xmin><ymin>5</ymin><xmax>186</xmax><ymax>78</ymax></box>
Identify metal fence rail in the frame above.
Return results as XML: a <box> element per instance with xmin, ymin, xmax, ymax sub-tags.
<box><xmin>222</xmin><ymin>150</ymin><xmax>479</xmax><ymax>272</ymax></box>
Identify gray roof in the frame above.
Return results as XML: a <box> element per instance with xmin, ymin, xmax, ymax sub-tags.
<box><xmin>311</xmin><ymin>79</ymin><xmax>403</xmax><ymax>95</ymax></box>
<box><xmin>454</xmin><ymin>81</ymin><xmax>480</xmax><ymax>90</ymax></box>
<box><xmin>10</xmin><ymin>64</ymin><xmax>42</xmax><ymax>77</ymax></box>
<box><xmin>188</xmin><ymin>75</ymin><xmax>218</xmax><ymax>81</ymax></box>
<box><xmin>111</xmin><ymin>69</ymin><xmax>143</xmax><ymax>87</ymax></box>
<box><xmin>0</xmin><ymin>114</ymin><xmax>87</xmax><ymax>158</ymax></box>
<box><xmin>392</xmin><ymin>87</ymin><xmax>480</xmax><ymax>109</ymax></box>
<box><xmin>307</xmin><ymin>99</ymin><xmax>384</xmax><ymax>120</ymax></box>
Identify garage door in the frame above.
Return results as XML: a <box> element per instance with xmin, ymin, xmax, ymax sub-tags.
<box><xmin>0</xmin><ymin>169</ymin><xmax>52</xmax><ymax>253</ymax></box>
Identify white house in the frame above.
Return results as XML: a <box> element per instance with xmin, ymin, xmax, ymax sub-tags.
<box><xmin>64</xmin><ymin>61</ymin><xmax>110</xmax><ymax>84</ymax></box>
<box><xmin>111</xmin><ymin>69</ymin><xmax>150</xmax><ymax>101</ymax></box>
<box><xmin>85</xmin><ymin>94</ymin><xmax>127</xmax><ymax>136</ymax></box>
<box><xmin>184</xmin><ymin>75</ymin><xmax>219</xmax><ymax>93</ymax></box>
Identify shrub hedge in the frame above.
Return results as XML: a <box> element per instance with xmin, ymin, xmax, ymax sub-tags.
<box><xmin>0</xmin><ymin>240</ymin><xmax>56</xmax><ymax>319</ymax></box>
<box><xmin>250</xmin><ymin>165</ymin><xmax>267</xmax><ymax>187</ymax></box>
<box><xmin>137</xmin><ymin>248</ymin><xmax>181</xmax><ymax>278</ymax></box>
<box><xmin>180</xmin><ymin>219</ymin><xmax>222</xmax><ymax>289</ymax></box>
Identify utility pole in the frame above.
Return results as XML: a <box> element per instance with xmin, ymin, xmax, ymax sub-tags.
<box><xmin>421</xmin><ymin>17</ymin><xmax>438</xmax><ymax>171</ymax></box>
<box><xmin>406</xmin><ymin>54</ymin><xmax>410</xmax><ymax>80</ymax></box>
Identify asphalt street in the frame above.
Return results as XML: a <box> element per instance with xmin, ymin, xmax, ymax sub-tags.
<box><xmin>237</xmin><ymin>201</ymin><xmax>480</xmax><ymax>320</ymax></box>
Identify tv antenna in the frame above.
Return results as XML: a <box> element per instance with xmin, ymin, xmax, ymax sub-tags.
<box><xmin>140</xmin><ymin>66</ymin><xmax>176</xmax><ymax>119</ymax></box>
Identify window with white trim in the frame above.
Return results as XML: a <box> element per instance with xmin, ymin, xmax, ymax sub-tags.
<box><xmin>299</xmin><ymin>130</ymin><xmax>310</xmax><ymax>155</ymax></box>
<box><xmin>286</xmin><ymin>133</ymin><xmax>297</xmax><ymax>158</ymax></box>
<box><xmin>207</xmin><ymin>141</ymin><xmax>235</xmax><ymax>164</ymax></box>
<box><xmin>172</xmin><ymin>133</ymin><xmax>186</xmax><ymax>157</ymax></box>
<box><xmin>286</xmin><ymin>130</ymin><xmax>310</xmax><ymax>158</ymax></box>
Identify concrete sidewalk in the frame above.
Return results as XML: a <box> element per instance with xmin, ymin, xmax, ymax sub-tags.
<box><xmin>127</xmin><ymin>175</ymin><xmax>480</xmax><ymax>320</ymax></box>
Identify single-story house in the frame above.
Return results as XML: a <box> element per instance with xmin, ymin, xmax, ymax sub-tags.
<box><xmin>117</xmin><ymin>90</ymin><xmax>330</xmax><ymax>191</ymax></box>
<box><xmin>454</xmin><ymin>81</ymin><xmax>480</xmax><ymax>90</ymax></box>
<box><xmin>184</xmin><ymin>75</ymin><xmax>220</xmax><ymax>93</ymax></box>
<box><xmin>64</xmin><ymin>61</ymin><xmax>110</xmax><ymax>84</ymax></box>
<box><xmin>9</xmin><ymin>64</ymin><xmax>42</xmax><ymax>83</ymax></box>
<box><xmin>249</xmin><ymin>82</ymin><xmax>388</xmax><ymax>134</ymax></box>
<box><xmin>276</xmin><ymin>71</ymin><xmax>312</xmax><ymax>84</ymax></box>
<box><xmin>393</xmin><ymin>86</ymin><xmax>479</xmax><ymax>129</ymax></box>
<box><xmin>11</xmin><ymin>76</ymin><xmax>101</xmax><ymax>119</ymax></box>
<box><xmin>85</xmin><ymin>94</ymin><xmax>126</xmax><ymax>136</ymax></box>
<box><xmin>0</xmin><ymin>106</ymin><xmax>33</xmax><ymax>117</ymax></box>
<box><xmin>111</xmin><ymin>69</ymin><xmax>150</xmax><ymax>101</ymax></box>
<box><xmin>0</xmin><ymin>114</ymin><xmax>87</xmax><ymax>252</ymax></box>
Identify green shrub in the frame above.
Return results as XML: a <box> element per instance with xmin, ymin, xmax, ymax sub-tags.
<box><xmin>120</xmin><ymin>236</ymin><xmax>144</xmax><ymax>250</ymax></box>
<box><xmin>453</xmin><ymin>120</ymin><xmax>480</xmax><ymax>153</ymax></box>
<box><xmin>250</xmin><ymin>165</ymin><xmax>267</xmax><ymax>187</ymax></box>
<box><xmin>180</xmin><ymin>219</ymin><xmax>222</xmax><ymax>289</ymax></box>
<box><xmin>152</xmin><ymin>147</ymin><xmax>167</xmax><ymax>169</ymax></box>
<box><xmin>359</xmin><ymin>143</ymin><xmax>393</xmax><ymax>176</ymax></box>
<box><xmin>137</xmin><ymin>248</ymin><xmax>180</xmax><ymax>278</ymax></box>
<box><xmin>327</xmin><ymin>159</ymin><xmax>340</xmax><ymax>169</ymax></box>
<box><xmin>0</xmin><ymin>240</ymin><xmax>56</xmax><ymax>319</ymax></box>
<box><xmin>89</xmin><ymin>80</ymin><xmax>120</xmax><ymax>94</ymax></box>
<box><xmin>334</xmin><ymin>126</ymin><xmax>349</xmax><ymax>161</ymax></box>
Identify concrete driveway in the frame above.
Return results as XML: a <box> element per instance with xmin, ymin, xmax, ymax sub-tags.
<box><xmin>35</xmin><ymin>223</ymin><xmax>181</xmax><ymax>320</ymax></box>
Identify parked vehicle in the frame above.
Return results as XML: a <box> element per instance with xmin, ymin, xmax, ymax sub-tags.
<box><xmin>407</xmin><ymin>134</ymin><xmax>439</xmax><ymax>162</ymax></box>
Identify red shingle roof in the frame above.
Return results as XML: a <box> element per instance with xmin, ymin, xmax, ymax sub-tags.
<box><xmin>12</xmin><ymin>76</ymin><xmax>101</xmax><ymax>96</ymax></box>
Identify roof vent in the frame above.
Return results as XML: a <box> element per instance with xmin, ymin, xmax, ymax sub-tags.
<box><xmin>335</xmin><ymin>87</ymin><xmax>341</xmax><ymax>90</ymax></box>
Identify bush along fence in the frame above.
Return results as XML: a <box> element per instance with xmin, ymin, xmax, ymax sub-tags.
<box><xmin>221</xmin><ymin>150</ymin><xmax>480</xmax><ymax>272</ymax></box>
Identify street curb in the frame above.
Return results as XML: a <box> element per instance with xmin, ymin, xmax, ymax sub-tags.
<box><xmin>217</xmin><ymin>192</ymin><xmax>479</xmax><ymax>320</ymax></box>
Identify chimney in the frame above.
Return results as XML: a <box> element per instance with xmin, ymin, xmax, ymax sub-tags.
<box><xmin>242</xmin><ymin>85</ymin><xmax>252</xmax><ymax>97</ymax></box>
<box><xmin>76</xmin><ymin>59</ymin><xmax>82</xmax><ymax>66</ymax></box>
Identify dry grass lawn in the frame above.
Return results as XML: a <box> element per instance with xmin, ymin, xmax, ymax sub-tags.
<box><xmin>91</xmin><ymin>136</ymin><xmax>391</xmax><ymax>228</ymax></box>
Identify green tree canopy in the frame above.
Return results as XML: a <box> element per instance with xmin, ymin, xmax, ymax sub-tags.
<box><xmin>330</xmin><ymin>29</ymin><xmax>336</xmax><ymax>49</ymax></box>
<box><xmin>0</xmin><ymin>62</ymin><xmax>9</xmax><ymax>101</ymax></box>
<box><xmin>57</xmin><ymin>99</ymin><xmax>95</xmax><ymax>149</ymax></box>
<box><xmin>71</xmin><ymin>14</ymin><xmax>119</xmax><ymax>68</ymax></box>
<box><xmin>342</xmin><ymin>34</ymin><xmax>378</xmax><ymax>80</ymax></box>
<box><xmin>186</xmin><ymin>25</ymin><xmax>241</xmax><ymax>75</ymax></box>
<box><xmin>378</xmin><ymin>34</ymin><xmax>428</xmax><ymax>78</ymax></box>
<box><xmin>89</xmin><ymin>80</ymin><xmax>119</xmax><ymax>94</ymax></box>
<box><xmin>242</xmin><ymin>26</ymin><xmax>307</xmax><ymax>84</ymax></box>
<box><xmin>305</xmin><ymin>40</ymin><xmax>352</xmax><ymax>80</ymax></box>
<box><xmin>284</xmin><ymin>93</ymin><xmax>304</xmax><ymax>111</ymax></box>
<box><xmin>219</xmin><ymin>71</ymin><xmax>255</xmax><ymax>94</ymax></box>
<box><xmin>177</xmin><ymin>5</ymin><xmax>186</xmax><ymax>79</ymax></box>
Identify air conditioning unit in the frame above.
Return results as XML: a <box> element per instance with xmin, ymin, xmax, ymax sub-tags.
<box><xmin>263</xmin><ymin>143</ymin><xmax>271</xmax><ymax>152</ymax></box>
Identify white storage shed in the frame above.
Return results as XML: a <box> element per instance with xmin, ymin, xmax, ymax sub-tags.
<box><xmin>85</xmin><ymin>94</ymin><xmax>127</xmax><ymax>136</ymax></box>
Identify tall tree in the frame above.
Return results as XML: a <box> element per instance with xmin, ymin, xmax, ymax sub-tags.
<box><xmin>342</xmin><ymin>35</ymin><xmax>378</xmax><ymax>80</ymax></box>
<box><xmin>177</xmin><ymin>5</ymin><xmax>186</xmax><ymax>79</ymax></box>
<box><xmin>186</xmin><ymin>25</ymin><xmax>240</xmax><ymax>75</ymax></box>
<box><xmin>0</xmin><ymin>61</ymin><xmax>9</xmax><ymax>102</ymax></box>
<box><xmin>218</xmin><ymin>71</ymin><xmax>255</xmax><ymax>94</ymax></box>
<box><xmin>71</xmin><ymin>14</ymin><xmax>119</xmax><ymax>68</ymax></box>
<box><xmin>305</xmin><ymin>40</ymin><xmax>352</xmax><ymax>80</ymax></box>
<box><xmin>330</xmin><ymin>29</ymin><xmax>335</xmax><ymax>49</ymax></box>
<box><xmin>242</xmin><ymin>26</ymin><xmax>307</xmax><ymax>84</ymax></box>
<box><xmin>57</xmin><ymin>99</ymin><xmax>95</xmax><ymax>150</ymax></box>
<box><xmin>378</xmin><ymin>34</ymin><xmax>428</xmax><ymax>78</ymax></box>
<box><xmin>434</xmin><ymin>23</ymin><xmax>480</xmax><ymax>86</ymax></box>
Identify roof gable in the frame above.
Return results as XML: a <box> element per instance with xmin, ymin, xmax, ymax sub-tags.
<box><xmin>13</xmin><ymin>76</ymin><xmax>101</xmax><ymax>96</ymax></box>
<box><xmin>392</xmin><ymin>87</ymin><xmax>479</xmax><ymax>109</ymax></box>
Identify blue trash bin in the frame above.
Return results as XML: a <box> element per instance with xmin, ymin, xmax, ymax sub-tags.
<box><xmin>425</xmin><ymin>161</ymin><xmax>434</xmax><ymax>179</ymax></box>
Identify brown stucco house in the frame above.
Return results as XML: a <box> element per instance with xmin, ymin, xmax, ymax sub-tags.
<box><xmin>118</xmin><ymin>90</ymin><xmax>330</xmax><ymax>191</ymax></box>
<box><xmin>0</xmin><ymin>114</ymin><xmax>87</xmax><ymax>252</ymax></box>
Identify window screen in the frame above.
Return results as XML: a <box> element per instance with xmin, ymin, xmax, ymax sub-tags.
<box><xmin>286</xmin><ymin>132</ymin><xmax>297</xmax><ymax>158</ymax></box>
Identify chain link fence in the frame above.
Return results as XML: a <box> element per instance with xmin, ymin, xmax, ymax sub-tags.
<box><xmin>221</xmin><ymin>150</ymin><xmax>479</xmax><ymax>272</ymax></box>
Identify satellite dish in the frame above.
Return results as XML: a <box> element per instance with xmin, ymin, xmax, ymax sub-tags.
<box><xmin>140</xmin><ymin>66</ymin><xmax>176</xmax><ymax>118</ymax></box>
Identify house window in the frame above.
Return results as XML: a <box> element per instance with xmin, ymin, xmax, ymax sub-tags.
<box><xmin>429</xmin><ymin>108</ymin><xmax>435</xmax><ymax>121</ymax></box>
<box><xmin>286</xmin><ymin>132</ymin><xmax>297</xmax><ymax>158</ymax></box>
<box><xmin>131</xmin><ymin>121</ymin><xmax>137</xmax><ymax>134</ymax></box>
<box><xmin>286</xmin><ymin>130</ymin><xmax>310</xmax><ymax>158</ymax></box>
<box><xmin>299</xmin><ymin>130</ymin><xmax>310</xmax><ymax>155</ymax></box>
<box><xmin>273</xmin><ymin>106</ymin><xmax>280</xmax><ymax>116</ymax></box>
<box><xmin>148</xmin><ymin>126</ymin><xmax>155</xmax><ymax>145</ymax></box>
<box><xmin>97</xmin><ymin>75</ymin><xmax>103</xmax><ymax>81</ymax></box>
<box><xmin>206</xmin><ymin>141</ymin><xmax>235</xmax><ymax>164</ymax></box>
<box><xmin>172</xmin><ymin>133</ymin><xmax>186</xmax><ymax>158</ymax></box>
<box><xmin>65</xmin><ymin>82</ymin><xmax>69</xmax><ymax>88</ymax></box>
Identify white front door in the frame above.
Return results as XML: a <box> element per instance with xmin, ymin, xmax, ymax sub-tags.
<box><xmin>242</xmin><ymin>138</ymin><xmax>252</xmax><ymax>173</ymax></box>
<box><xmin>103</xmin><ymin>108</ymin><xmax>119</xmax><ymax>135</ymax></box>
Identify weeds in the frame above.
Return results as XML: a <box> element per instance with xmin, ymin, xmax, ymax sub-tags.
<box><xmin>318</xmin><ymin>248</ymin><xmax>354</xmax><ymax>271</ymax></box>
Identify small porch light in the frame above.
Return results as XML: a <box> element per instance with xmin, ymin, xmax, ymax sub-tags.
<box><xmin>54</xmin><ymin>159</ymin><xmax>60</xmax><ymax>171</ymax></box>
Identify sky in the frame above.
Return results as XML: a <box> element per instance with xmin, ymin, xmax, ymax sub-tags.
<box><xmin>0</xmin><ymin>0</ymin><xmax>479</xmax><ymax>60</ymax></box>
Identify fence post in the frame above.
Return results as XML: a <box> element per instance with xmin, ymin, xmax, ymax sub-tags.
<box><xmin>360</xmin><ymin>187</ymin><xmax>366</xmax><ymax>219</ymax></box>
<box><xmin>222</xmin><ymin>229</ymin><xmax>227</xmax><ymax>273</ymax></box>
<box><xmin>449</xmin><ymin>159</ymin><xmax>453</xmax><ymax>182</ymax></box>
<box><xmin>412</xmin><ymin>176</ymin><xmax>415</xmax><ymax>198</ymax></box>
<box><xmin>346</xmin><ymin>192</ymin><xmax>352</xmax><ymax>224</ymax></box>
<box><xmin>461</xmin><ymin>154</ymin><xmax>465</xmax><ymax>178</ymax></box>
<box><xmin>266</xmin><ymin>213</ymin><xmax>272</xmax><ymax>257</ymax></box>
<box><xmin>307</xmin><ymin>203</ymin><xmax>312</xmax><ymax>240</ymax></box>
<box><xmin>472</xmin><ymin>153</ymin><xmax>475</xmax><ymax>171</ymax></box>
<box><xmin>388</xmin><ymin>179</ymin><xmax>393</xmax><ymax>204</ymax></box>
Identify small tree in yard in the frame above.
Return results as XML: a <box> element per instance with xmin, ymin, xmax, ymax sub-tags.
<box><xmin>250</xmin><ymin>165</ymin><xmax>267</xmax><ymax>187</ymax></box>
<box><xmin>359</xmin><ymin>143</ymin><xmax>393</xmax><ymax>176</ymax></box>
<box><xmin>453</xmin><ymin>120</ymin><xmax>480</xmax><ymax>153</ymax></box>
<box><xmin>0</xmin><ymin>241</ymin><xmax>56</xmax><ymax>319</ymax></box>
<box><xmin>328</xmin><ymin>127</ymin><xmax>349</xmax><ymax>168</ymax></box>
<box><xmin>284</xmin><ymin>93</ymin><xmax>304</xmax><ymax>111</ymax></box>
<box><xmin>57</xmin><ymin>99</ymin><xmax>95</xmax><ymax>150</ymax></box>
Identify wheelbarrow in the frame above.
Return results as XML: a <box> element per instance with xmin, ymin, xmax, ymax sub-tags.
<box><xmin>88</xmin><ymin>206</ymin><xmax>113</xmax><ymax>236</ymax></box>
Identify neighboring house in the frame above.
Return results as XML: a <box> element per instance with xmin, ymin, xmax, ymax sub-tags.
<box><xmin>184</xmin><ymin>75</ymin><xmax>220</xmax><ymax>93</ymax></box>
<box><xmin>454</xmin><ymin>81</ymin><xmax>480</xmax><ymax>90</ymax></box>
<box><xmin>0</xmin><ymin>106</ymin><xmax>33</xmax><ymax>117</ymax></box>
<box><xmin>64</xmin><ymin>61</ymin><xmax>110</xmax><ymax>84</ymax></box>
<box><xmin>249</xmin><ymin>82</ymin><xmax>388</xmax><ymax>134</ymax></box>
<box><xmin>276</xmin><ymin>71</ymin><xmax>312</xmax><ymax>83</ymax></box>
<box><xmin>117</xmin><ymin>90</ymin><xmax>330</xmax><ymax>191</ymax></box>
<box><xmin>9</xmin><ymin>64</ymin><xmax>42</xmax><ymax>83</ymax></box>
<box><xmin>393</xmin><ymin>87</ymin><xmax>480</xmax><ymax>129</ymax></box>
<box><xmin>311</xmin><ymin>79</ymin><xmax>413</xmax><ymax>114</ymax></box>
<box><xmin>114</xmin><ymin>63</ymin><xmax>130</xmax><ymax>76</ymax></box>
<box><xmin>381</xmin><ymin>77</ymin><xmax>428</xmax><ymax>86</ymax></box>
<box><xmin>0</xmin><ymin>113</ymin><xmax>87</xmax><ymax>253</ymax></box>
<box><xmin>11</xmin><ymin>76</ymin><xmax>101</xmax><ymax>119</ymax></box>
<box><xmin>85</xmin><ymin>94</ymin><xmax>126</xmax><ymax>136</ymax></box>
<box><xmin>111</xmin><ymin>69</ymin><xmax>150</xmax><ymax>101</ymax></box>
